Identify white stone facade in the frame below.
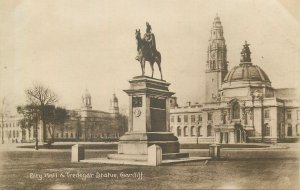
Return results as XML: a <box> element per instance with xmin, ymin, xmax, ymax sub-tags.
<box><xmin>169</xmin><ymin>16</ymin><xmax>300</xmax><ymax>144</ymax></box>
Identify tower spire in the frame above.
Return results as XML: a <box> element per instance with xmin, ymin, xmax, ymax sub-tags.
<box><xmin>205</xmin><ymin>15</ymin><xmax>228</xmax><ymax>102</ymax></box>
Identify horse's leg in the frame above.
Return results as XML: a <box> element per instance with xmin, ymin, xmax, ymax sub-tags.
<box><xmin>151</xmin><ymin>62</ymin><xmax>154</xmax><ymax>78</ymax></box>
<box><xmin>158</xmin><ymin>62</ymin><xmax>163</xmax><ymax>80</ymax></box>
<box><xmin>140</xmin><ymin>60</ymin><xmax>144</xmax><ymax>76</ymax></box>
<box><xmin>142</xmin><ymin>59</ymin><xmax>146</xmax><ymax>76</ymax></box>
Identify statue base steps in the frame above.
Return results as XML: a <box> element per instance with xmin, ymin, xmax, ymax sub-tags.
<box><xmin>107</xmin><ymin>152</ymin><xmax>189</xmax><ymax>161</ymax></box>
<box><xmin>80</xmin><ymin>157</ymin><xmax>212</xmax><ymax>166</ymax></box>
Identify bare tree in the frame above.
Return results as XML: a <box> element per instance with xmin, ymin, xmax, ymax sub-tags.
<box><xmin>25</xmin><ymin>83</ymin><xmax>58</xmax><ymax>143</ymax></box>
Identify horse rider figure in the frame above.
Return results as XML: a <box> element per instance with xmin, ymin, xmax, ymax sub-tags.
<box><xmin>144</xmin><ymin>22</ymin><xmax>157</xmax><ymax>57</ymax></box>
<box><xmin>136</xmin><ymin>22</ymin><xmax>157</xmax><ymax>61</ymax></box>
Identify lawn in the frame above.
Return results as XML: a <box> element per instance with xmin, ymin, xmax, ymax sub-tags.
<box><xmin>0</xmin><ymin>148</ymin><xmax>299</xmax><ymax>189</ymax></box>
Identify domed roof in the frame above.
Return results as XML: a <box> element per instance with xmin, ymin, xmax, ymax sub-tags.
<box><xmin>223</xmin><ymin>41</ymin><xmax>271</xmax><ymax>83</ymax></box>
<box><xmin>224</xmin><ymin>64</ymin><xmax>270</xmax><ymax>83</ymax></box>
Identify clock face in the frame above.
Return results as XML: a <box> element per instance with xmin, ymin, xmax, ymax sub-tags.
<box><xmin>133</xmin><ymin>109</ymin><xmax>141</xmax><ymax>117</ymax></box>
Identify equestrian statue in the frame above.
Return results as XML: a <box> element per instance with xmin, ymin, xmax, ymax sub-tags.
<box><xmin>135</xmin><ymin>22</ymin><xmax>163</xmax><ymax>80</ymax></box>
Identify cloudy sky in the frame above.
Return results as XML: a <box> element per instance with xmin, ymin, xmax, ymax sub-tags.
<box><xmin>0</xmin><ymin>0</ymin><xmax>299</xmax><ymax>114</ymax></box>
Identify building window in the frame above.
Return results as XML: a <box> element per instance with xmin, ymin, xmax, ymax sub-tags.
<box><xmin>198</xmin><ymin>115</ymin><xmax>202</xmax><ymax>122</ymax></box>
<box><xmin>191</xmin><ymin>115</ymin><xmax>195</xmax><ymax>123</ymax></box>
<box><xmin>71</xmin><ymin>133</ymin><xmax>73</xmax><ymax>138</ymax></box>
<box><xmin>197</xmin><ymin>126</ymin><xmax>201</xmax><ymax>136</ymax></box>
<box><xmin>66</xmin><ymin>133</ymin><xmax>68</xmax><ymax>138</ymax></box>
<box><xmin>177</xmin><ymin>127</ymin><xmax>181</xmax><ymax>137</ymax></box>
<box><xmin>287</xmin><ymin>111</ymin><xmax>292</xmax><ymax>120</ymax></box>
<box><xmin>232</xmin><ymin>102</ymin><xmax>240</xmax><ymax>119</ymax></box>
<box><xmin>263</xmin><ymin>123</ymin><xmax>271</xmax><ymax>136</ymax></box>
<box><xmin>13</xmin><ymin>130</ymin><xmax>15</xmax><ymax>138</ymax></box>
<box><xmin>191</xmin><ymin>126</ymin><xmax>195</xmax><ymax>136</ymax></box>
<box><xmin>208</xmin><ymin>113</ymin><xmax>213</xmax><ymax>121</ymax></box>
<box><xmin>297</xmin><ymin>111</ymin><xmax>300</xmax><ymax>120</ymax></box>
<box><xmin>61</xmin><ymin>133</ymin><xmax>64</xmax><ymax>138</ymax></box>
<box><xmin>183</xmin><ymin>126</ymin><xmax>188</xmax><ymax>136</ymax></box>
<box><xmin>296</xmin><ymin>124</ymin><xmax>300</xmax><ymax>136</ymax></box>
<box><xmin>184</xmin><ymin>115</ymin><xmax>188</xmax><ymax>122</ymax></box>
<box><xmin>207</xmin><ymin>125</ymin><xmax>212</xmax><ymax>137</ymax></box>
<box><xmin>264</xmin><ymin>110</ymin><xmax>270</xmax><ymax>119</ymax></box>
<box><xmin>177</xmin><ymin>116</ymin><xmax>181</xmax><ymax>122</ymax></box>
<box><xmin>171</xmin><ymin>116</ymin><xmax>174</xmax><ymax>123</ymax></box>
<box><xmin>287</xmin><ymin>124</ymin><xmax>292</xmax><ymax>136</ymax></box>
<box><xmin>16</xmin><ymin>131</ymin><xmax>19</xmax><ymax>138</ymax></box>
<box><xmin>224</xmin><ymin>113</ymin><xmax>228</xmax><ymax>124</ymax></box>
<box><xmin>56</xmin><ymin>133</ymin><xmax>59</xmax><ymax>138</ymax></box>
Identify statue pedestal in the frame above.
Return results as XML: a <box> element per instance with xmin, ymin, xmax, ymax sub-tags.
<box><xmin>80</xmin><ymin>76</ymin><xmax>212</xmax><ymax>165</ymax></box>
<box><xmin>109</xmin><ymin>76</ymin><xmax>187</xmax><ymax>160</ymax></box>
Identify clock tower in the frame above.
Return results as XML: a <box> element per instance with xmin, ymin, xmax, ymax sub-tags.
<box><xmin>205</xmin><ymin>15</ymin><xmax>228</xmax><ymax>102</ymax></box>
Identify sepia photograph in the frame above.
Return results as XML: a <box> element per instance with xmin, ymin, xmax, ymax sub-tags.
<box><xmin>0</xmin><ymin>0</ymin><xmax>299</xmax><ymax>189</ymax></box>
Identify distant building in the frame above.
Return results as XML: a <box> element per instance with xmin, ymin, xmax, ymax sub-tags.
<box><xmin>169</xmin><ymin>16</ymin><xmax>300</xmax><ymax>144</ymax></box>
<box><xmin>0</xmin><ymin>90</ymin><xmax>127</xmax><ymax>143</ymax></box>
<box><xmin>0</xmin><ymin>115</ymin><xmax>23</xmax><ymax>143</ymax></box>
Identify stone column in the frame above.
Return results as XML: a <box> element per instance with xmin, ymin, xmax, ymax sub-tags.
<box><xmin>229</xmin><ymin>131</ymin><xmax>235</xmax><ymax>144</ymax></box>
<box><xmin>215</xmin><ymin>132</ymin><xmax>221</xmax><ymax>143</ymax></box>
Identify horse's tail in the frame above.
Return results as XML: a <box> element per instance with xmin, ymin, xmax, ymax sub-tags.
<box><xmin>156</xmin><ymin>51</ymin><xmax>161</xmax><ymax>64</ymax></box>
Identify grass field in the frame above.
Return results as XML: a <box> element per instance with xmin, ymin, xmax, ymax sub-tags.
<box><xmin>0</xmin><ymin>147</ymin><xmax>299</xmax><ymax>189</ymax></box>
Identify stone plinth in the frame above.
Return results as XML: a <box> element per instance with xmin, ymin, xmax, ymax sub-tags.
<box><xmin>71</xmin><ymin>144</ymin><xmax>85</xmax><ymax>162</ymax></box>
<box><xmin>119</xmin><ymin>76</ymin><xmax>181</xmax><ymax>156</ymax></box>
<box><xmin>209</xmin><ymin>144</ymin><xmax>220</xmax><ymax>159</ymax></box>
<box><xmin>148</xmin><ymin>144</ymin><xmax>162</xmax><ymax>166</ymax></box>
<box><xmin>118</xmin><ymin>132</ymin><xmax>179</xmax><ymax>155</ymax></box>
<box><xmin>107</xmin><ymin>76</ymin><xmax>189</xmax><ymax>163</ymax></box>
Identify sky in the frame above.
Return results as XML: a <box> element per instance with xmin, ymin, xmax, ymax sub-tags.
<box><xmin>0</xmin><ymin>0</ymin><xmax>299</xmax><ymax>114</ymax></box>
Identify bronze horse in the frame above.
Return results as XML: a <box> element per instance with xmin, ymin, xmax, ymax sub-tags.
<box><xmin>135</xmin><ymin>29</ymin><xmax>163</xmax><ymax>80</ymax></box>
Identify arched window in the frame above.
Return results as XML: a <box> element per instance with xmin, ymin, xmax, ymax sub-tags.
<box><xmin>263</xmin><ymin>123</ymin><xmax>270</xmax><ymax>136</ymax></box>
<box><xmin>232</xmin><ymin>102</ymin><xmax>240</xmax><ymax>119</ymax></box>
<box><xmin>207</xmin><ymin>125</ymin><xmax>212</xmax><ymax>137</ymax></box>
<box><xmin>184</xmin><ymin>126</ymin><xmax>188</xmax><ymax>136</ymax></box>
<box><xmin>197</xmin><ymin>126</ymin><xmax>202</xmax><ymax>136</ymax></box>
<box><xmin>190</xmin><ymin>126</ymin><xmax>195</xmax><ymax>136</ymax></box>
<box><xmin>177</xmin><ymin>127</ymin><xmax>181</xmax><ymax>137</ymax></box>
<box><xmin>287</xmin><ymin>124</ymin><xmax>292</xmax><ymax>136</ymax></box>
<box><xmin>296</xmin><ymin>124</ymin><xmax>300</xmax><ymax>136</ymax></box>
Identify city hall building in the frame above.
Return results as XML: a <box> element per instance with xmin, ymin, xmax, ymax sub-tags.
<box><xmin>169</xmin><ymin>16</ymin><xmax>300</xmax><ymax>144</ymax></box>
